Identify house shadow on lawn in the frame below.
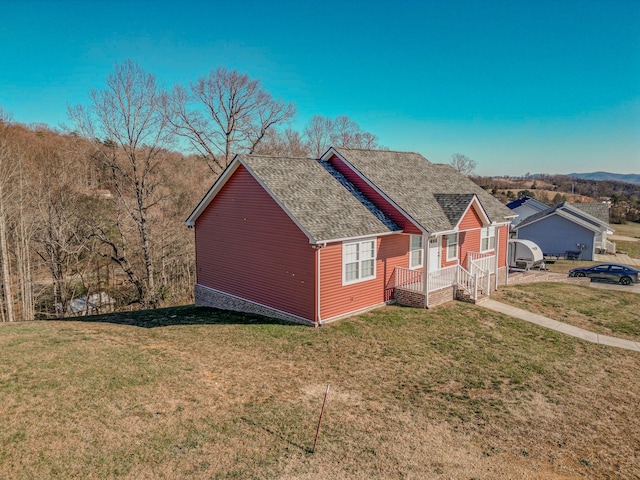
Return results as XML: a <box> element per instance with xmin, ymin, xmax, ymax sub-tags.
<box><xmin>69</xmin><ymin>305</ymin><xmax>303</xmax><ymax>329</ymax></box>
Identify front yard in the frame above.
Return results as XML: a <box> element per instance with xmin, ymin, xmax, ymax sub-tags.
<box><xmin>1</xmin><ymin>294</ymin><xmax>639</xmax><ymax>479</ymax></box>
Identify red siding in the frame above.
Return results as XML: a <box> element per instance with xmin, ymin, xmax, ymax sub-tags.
<box><xmin>458</xmin><ymin>204</ymin><xmax>483</xmax><ymax>230</ymax></box>
<box><xmin>497</xmin><ymin>225</ymin><xmax>508</xmax><ymax>268</ymax></box>
<box><xmin>195</xmin><ymin>165</ymin><xmax>316</xmax><ymax>321</ymax></box>
<box><xmin>319</xmin><ymin>234</ymin><xmax>409</xmax><ymax>321</ymax></box>
<box><xmin>328</xmin><ymin>155</ymin><xmax>422</xmax><ymax>234</ymax></box>
<box><xmin>458</xmin><ymin>205</ymin><xmax>483</xmax><ymax>268</ymax></box>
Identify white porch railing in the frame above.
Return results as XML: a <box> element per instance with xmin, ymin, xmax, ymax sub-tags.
<box><xmin>427</xmin><ymin>265</ymin><xmax>457</xmax><ymax>292</ymax></box>
<box><xmin>394</xmin><ymin>267</ymin><xmax>424</xmax><ymax>292</ymax></box>
<box><xmin>393</xmin><ymin>265</ymin><xmax>485</xmax><ymax>300</ymax></box>
<box><xmin>456</xmin><ymin>265</ymin><xmax>477</xmax><ymax>299</ymax></box>
<box><xmin>595</xmin><ymin>239</ymin><xmax>616</xmax><ymax>254</ymax></box>
<box><xmin>468</xmin><ymin>251</ymin><xmax>495</xmax><ymax>276</ymax></box>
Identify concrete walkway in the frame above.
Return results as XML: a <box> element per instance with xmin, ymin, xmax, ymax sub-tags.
<box><xmin>481</xmin><ymin>299</ymin><xmax>640</xmax><ymax>352</ymax></box>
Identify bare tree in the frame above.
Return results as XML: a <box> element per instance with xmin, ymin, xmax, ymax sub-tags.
<box><xmin>304</xmin><ymin>115</ymin><xmax>334</xmax><ymax>157</ymax></box>
<box><xmin>253</xmin><ymin>128</ymin><xmax>309</xmax><ymax>157</ymax></box>
<box><xmin>0</xmin><ymin>120</ymin><xmax>16</xmax><ymax>322</ymax></box>
<box><xmin>68</xmin><ymin>60</ymin><xmax>171</xmax><ymax>308</ymax></box>
<box><xmin>165</xmin><ymin>67</ymin><xmax>296</xmax><ymax>174</ymax></box>
<box><xmin>450</xmin><ymin>153</ymin><xmax>477</xmax><ymax>176</ymax></box>
<box><xmin>303</xmin><ymin>114</ymin><xmax>384</xmax><ymax>157</ymax></box>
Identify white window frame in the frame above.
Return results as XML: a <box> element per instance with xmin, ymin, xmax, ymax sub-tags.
<box><xmin>342</xmin><ymin>238</ymin><xmax>377</xmax><ymax>285</ymax></box>
<box><xmin>480</xmin><ymin>226</ymin><xmax>496</xmax><ymax>252</ymax></box>
<box><xmin>446</xmin><ymin>233</ymin><xmax>458</xmax><ymax>261</ymax></box>
<box><xmin>409</xmin><ymin>235</ymin><xmax>423</xmax><ymax>269</ymax></box>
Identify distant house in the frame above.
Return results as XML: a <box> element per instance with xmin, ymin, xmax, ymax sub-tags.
<box><xmin>513</xmin><ymin>202</ymin><xmax>615</xmax><ymax>260</ymax></box>
<box><xmin>506</xmin><ymin>196</ymin><xmax>549</xmax><ymax>227</ymax></box>
<box><xmin>570</xmin><ymin>202</ymin><xmax>610</xmax><ymax>224</ymax></box>
<box><xmin>186</xmin><ymin>147</ymin><xmax>515</xmax><ymax>325</ymax></box>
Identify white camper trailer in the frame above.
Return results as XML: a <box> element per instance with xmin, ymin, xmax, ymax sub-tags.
<box><xmin>508</xmin><ymin>239</ymin><xmax>545</xmax><ymax>271</ymax></box>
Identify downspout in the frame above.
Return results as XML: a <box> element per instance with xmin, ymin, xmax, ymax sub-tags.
<box><xmin>315</xmin><ymin>243</ymin><xmax>326</xmax><ymax>326</ymax></box>
<box><xmin>423</xmin><ymin>235</ymin><xmax>430</xmax><ymax>308</ymax></box>
<box><xmin>494</xmin><ymin>225</ymin><xmax>499</xmax><ymax>292</ymax></box>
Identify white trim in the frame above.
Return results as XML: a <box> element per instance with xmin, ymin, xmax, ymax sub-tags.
<box><xmin>454</xmin><ymin>196</ymin><xmax>492</xmax><ymax>230</ymax></box>
<box><xmin>185</xmin><ymin>159</ymin><xmax>241</xmax><ymax>226</ymax></box>
<box><xmin>446</xmin><ymin>233</ymin><xmax>458</xmax><ymax>261</ymax></box>
<box><xmin>409</xmin><ymin>234</ymin><xmax>423</xmax><ymax>269</ymax></box>
<box><xmin>317</xmin><ymin>229</ymin><xmax>400</xmax><ymax>245</ymax></box>
<box><xmin>342</xmin><ymin>238</ymin><xmax>377</xmax><ymax>285</ymax></box>
<box><xmin>480</xmin><ymin>226</ymin><xmax>496</xmax><ymax>252</ymax></box>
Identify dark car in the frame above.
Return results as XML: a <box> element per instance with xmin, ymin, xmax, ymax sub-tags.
<box><xmin>568</xmin><ymin>263</ymin><xmax>640</xmax><ymax>285</ymax></box>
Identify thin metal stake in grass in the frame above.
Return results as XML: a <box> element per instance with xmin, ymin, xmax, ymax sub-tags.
<box><xmin>312</xmin><ymin>384</ymin><xmax>330</xmax><ymax>453</ymax></box>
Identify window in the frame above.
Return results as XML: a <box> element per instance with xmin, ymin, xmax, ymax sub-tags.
<box><xmin>343</xmin><ymin>239</ymin><xmax>376</xmax><ymax>284</ymax></box>
<box><xmin>481</xmin><ymin>227</ymin><xmax>496</xmax><ymax>252</ymax></box>
<box><xmin>446</xmin><ymin>234</ymin><xmax>458</xmax><ymax>261</ymax></box>
<box><xmin>409</xmin><ymin>235</ymin><xmax>423</xmax><ymax>268</ymax></box>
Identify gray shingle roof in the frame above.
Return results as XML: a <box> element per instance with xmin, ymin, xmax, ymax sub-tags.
<box><xmin>514</xmin><ymin>202</ymin><xmax>610</xmax><ymax>232</ymax></box>
<box><xmin>571</xmin><ymin>202</ymin><xmax>610</xmax><ymax>224</ymax></box>
<box><xmin>331</xmin><ymin>147</ymin><xmax>514</xmax><ymax>233</ymax></box>
<box><xmin>434</xmin><ymin>194</ymin><xmax>476</xmax><ymax>225</ymax></box>
<box><xmin>239</xmin><ymin>154</ymin><xmax>399</xmax><ymax>243</ymax></box>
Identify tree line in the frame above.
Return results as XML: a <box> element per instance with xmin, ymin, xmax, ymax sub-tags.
<box><xmin>0</xmin><ymin>60</ymin><xmax>385</xmax><ymax>321</ymax></box>
<box><xmin>472</xmin><ymin>173</ymin><xmax>640</xmax><ymax>223</ymax></box>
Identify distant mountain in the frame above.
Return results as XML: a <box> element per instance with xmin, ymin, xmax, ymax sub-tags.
<box><xmin>567</xmin><ymin>172</ymin><xmax>640</xmax><ymax>184</ymax></box>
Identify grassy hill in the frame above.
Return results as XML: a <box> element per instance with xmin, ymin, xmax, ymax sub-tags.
<box><xmin>1</xmin><ymin>291</ymin><xmax>639</xmax><ymax>479</ymax></box>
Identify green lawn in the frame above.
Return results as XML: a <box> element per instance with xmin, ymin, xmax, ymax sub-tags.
<box><xmin>493</xmin><ymin>281</ymin><xmax>640</xmax><ymax>341</ymax></box>
<box><xmin>1</xmin><ymin>301</ymin><xmax>639</xmax><ymax>478</ymax></box>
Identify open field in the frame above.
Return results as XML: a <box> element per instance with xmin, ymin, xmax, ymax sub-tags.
<box><xmin>2</xmin><ymin>300</ymin><xmax>640</xmax><ymax>479</ymax></box>
<box><xmin>610</xmin><ymin>221</ymin><xmax>640</xmax><ymax>239</ymax></box>
<box><xmin>615</xmin><ymin>240</ymin><xmax>640</xmax><ymax>259</ymax></box>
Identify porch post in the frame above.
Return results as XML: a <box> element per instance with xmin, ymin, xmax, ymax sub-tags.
<box><xmin>423</xmin><ymin>235</ymin><xmax>429</xmax><ymax>308</ymax></box>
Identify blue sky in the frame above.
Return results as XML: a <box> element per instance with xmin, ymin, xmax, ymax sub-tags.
<box><xmin>1</xmin><ymin>0</ymin><xmax>639</xmax><ymax>176</ymax></box>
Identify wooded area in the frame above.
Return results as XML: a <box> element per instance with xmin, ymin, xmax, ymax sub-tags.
<box><xmin>0</xmin><ymin>61</ymin><xmax>384</xmax><ymax>321</ymax></box>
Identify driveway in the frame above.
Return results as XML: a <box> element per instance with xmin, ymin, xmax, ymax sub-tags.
<box><xmin>588</xmin><ymin>281</ymin><xmax>640</xmax><ymax>294</ymax></box>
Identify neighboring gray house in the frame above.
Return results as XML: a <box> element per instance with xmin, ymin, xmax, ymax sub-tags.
<box><xmin>505</xmin><ymin>196</ymin><xmax>549</xmax><ymax>228</ymax></box>
<box><xmin>513</xmin><ymin>202</ymin><xmax>615</xmax><ymax>260</ymax></box>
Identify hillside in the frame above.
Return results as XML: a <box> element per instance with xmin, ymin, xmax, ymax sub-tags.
<box><xmin>473</xmin><ymin>172</ymin><xmax>640</xmax><ymax>223</ymax></box>
<box><xmin>568</xmin><ymin>172</ymin><xmax>640</xmax><ymax>184</ymax></box>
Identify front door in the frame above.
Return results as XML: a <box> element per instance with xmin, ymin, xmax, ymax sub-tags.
<box><xmin>428</xmin><ymin>237</ymin><xmax>440</xmax><ymax>272</ymax></box>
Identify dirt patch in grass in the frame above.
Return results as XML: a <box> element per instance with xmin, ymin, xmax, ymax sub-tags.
<box><xmin>1</xmin><ymin>304</ymin><xmax>639</xmax><ymax>478</ymax></box>
<box><xmin>493</xmin><ymin>282</ymin><xmax>640</xmax><ymax>341</ymax></box>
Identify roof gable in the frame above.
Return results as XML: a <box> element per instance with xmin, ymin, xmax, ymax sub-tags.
<box><xmin>506</xmin><ymin>196</ymin><xmax>548</xmax><ymax>212</ymax></box>
<box><xmin>186</xmin><ymin>154</ymin><xmax>400</xmax><ymax>243</ymax></box>
<box><xmin>325</xmin><ymin>147</ymin><xmax>514</xmax><ymax>234</ymax></box>
<box><xmin>514</xmin><ymin>202</ymin><xmax>611</xmax><ymax>233</ymax></box>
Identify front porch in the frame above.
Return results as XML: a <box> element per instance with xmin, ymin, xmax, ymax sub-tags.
<box><xmin>389</xmin><ymin>252</ymin><xmax>501</xmax><ymax>308</ymax></box>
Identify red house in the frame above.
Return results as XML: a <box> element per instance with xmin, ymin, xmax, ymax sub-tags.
<box><xmin>186</xmin><ymin>147</ymin><xmax>515</xmax><ymax>325</ymax></box>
